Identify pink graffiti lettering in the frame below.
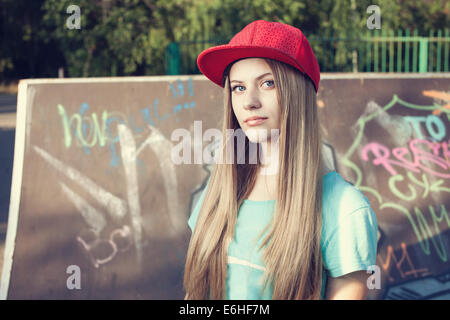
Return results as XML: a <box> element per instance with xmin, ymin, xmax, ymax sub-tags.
<box><xmin>361</xmin><ymin>139</ymin><xmax>450</xmax><ymax>178</ymax></box>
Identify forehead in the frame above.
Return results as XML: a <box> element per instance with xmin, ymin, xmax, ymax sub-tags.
<box><xmin>229</xmin><ymin>58</ymin><xmax>271</xmax><ymax>79</ymax></box>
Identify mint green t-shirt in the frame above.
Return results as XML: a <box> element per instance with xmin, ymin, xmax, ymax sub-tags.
<box><xmin>187</xmin><ymin>171</ymin><xmax>378</xmax><ymax>299</ymax></box>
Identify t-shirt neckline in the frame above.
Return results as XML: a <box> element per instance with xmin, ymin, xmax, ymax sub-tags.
<box><xmin>242</xmin><ymin>170</ymin><xmax>337</xmax><ymax>204</ymax></box>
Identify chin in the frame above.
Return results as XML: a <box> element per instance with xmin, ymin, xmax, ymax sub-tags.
<box><xmin>244</xmin><ymin>128</ymin><xmax>276</xmax><ymax>144</ymax></box>
<box><xmin>248</xmin><ymin>137</ymin><xmax>270</xmax><ymax>144</ymax></box>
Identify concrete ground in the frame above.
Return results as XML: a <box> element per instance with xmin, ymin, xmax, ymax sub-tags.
<box><xmin>0</xmin><ymin>93</ymin><xmax>17</xmax><ymax>275</ymax></box>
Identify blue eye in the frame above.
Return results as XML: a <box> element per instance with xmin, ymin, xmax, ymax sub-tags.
<box><xmin>231</xmin><ymin>80</ymin><xmax>274</xmax><ymax>92</ymax></box>
<box><xmin>264</xmin><ymin>80</ymin><xmax>274</xmax><ymax>87</ymax></box>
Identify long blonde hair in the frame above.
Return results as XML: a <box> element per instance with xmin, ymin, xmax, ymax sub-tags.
<box><xmin>184</xmin><ymin>58</ymin><xmax>324</xmax><ymax>299</ymax></box>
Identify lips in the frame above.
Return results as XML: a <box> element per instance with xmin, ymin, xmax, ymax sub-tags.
<box><xmin>245</xmin><ymin>116</ymin><xmax>268</xmax><ymax>126</ymax></box>
<box><xmin>245</xmin><ymin>116</ymin><xmax>267</xmax><ymax>122</ymax></box>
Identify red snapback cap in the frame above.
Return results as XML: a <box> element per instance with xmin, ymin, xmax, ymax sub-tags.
<box><xmin>197</xmin><ymin>20</ymin><xmax>320</xmax><ymax>92</ymax></box>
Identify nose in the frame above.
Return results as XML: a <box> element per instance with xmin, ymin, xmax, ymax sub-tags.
<box><xmin>243</xmin><ymin>86</ymin><xmax>261</xmax><ymax>110</ymax></box>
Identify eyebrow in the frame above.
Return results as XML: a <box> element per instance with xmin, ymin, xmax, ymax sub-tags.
<box><xmin>230</xmin><ymin>72</ymin><xmax>273</xmax><ymax>84</ymax></box>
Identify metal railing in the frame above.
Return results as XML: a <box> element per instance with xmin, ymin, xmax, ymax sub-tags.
<box><xmin>166</xmin><ymin>28</ymin><xmax>450</xmax><ymax>74</ymax></box>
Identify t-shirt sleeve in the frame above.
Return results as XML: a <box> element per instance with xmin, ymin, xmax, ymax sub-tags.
<box><xmin>187</xmin><ymin>178</ymin><xmax>210</xmax><ymax>232</ymax></box>
<box><xmin>322</xmin><ymin>205</ymin><xmax>378</xmax><ymax>278</ymax></box>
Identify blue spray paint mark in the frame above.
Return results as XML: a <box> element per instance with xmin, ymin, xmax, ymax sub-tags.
<box><xmin>79</xmin><ymin>103</ymin><xmax>91</xmax><ymax>155</ymax></box>
<box><xmin>140</xmin><ymin>108</ymin><xmax>155</xmax><ymax>127</ymax></box>
<box><xmin>169</xmin><ymin>82</ymin><xmax>178</xmax><ymax>98</ymax></box>
<box><xmin>176</xmin><ymin>79</ymin><xmax>184</xmax><ymax>96</ymax></box>
<box><xmin>188</xmin><ymin>78</ymin><xmax>194</xmax><ymax>96</ymax></box>
<box><xmin>129</xmin><ymin>114</ymin><xmax>143</xmax><ymax>134</ymax></box>
<box><xmin>169</xmin><ymin>79</ymin><xmax>185</xmax><ymax>97</ymax></box>
<box><xmin>174</xmin><ymin>102</ymin><xmax>196</xmax><ymax>114</ymax></box>
<box><xmin>173</xmin><ymin>104</ymin><xmax>183</xmax><ymax>114</ymax></box>
<box><xmin>170</xmin><ymin>78</ymin><xmax>193</xmax><ymax>97</ymax></box>
<box><xmin>153</xmin><ymin>98</ymin><xmax>170</xmax><ymax>121</ymax></box>
<box><xmin>106</xmin><ymin>116</ymin><xmax>125</xmax><ymax>167</ymax></box>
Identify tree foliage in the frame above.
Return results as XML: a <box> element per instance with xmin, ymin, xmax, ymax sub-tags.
<box><xmin>0</xmin><ymin>0</ymin><xmax>448</xmax><ymax>80</ymax></box>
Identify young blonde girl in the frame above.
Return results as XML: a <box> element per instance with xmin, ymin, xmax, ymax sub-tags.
<box><xmin>184</xmin><ymin>20</ymin><xmax>378</xmax><ymax>300</ymax></box>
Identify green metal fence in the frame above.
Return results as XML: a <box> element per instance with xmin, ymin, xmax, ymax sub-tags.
<box><xmin>166</xmin><ymin>28</ymin><xmax>450</xmax><ymax>75</ymax></box>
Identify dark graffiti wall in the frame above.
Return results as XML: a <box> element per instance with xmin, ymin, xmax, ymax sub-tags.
<box><xmin>0</xmin><ymin>74</ymin><xmax>449</xmax><ymax>299</ymax></box>
<box><xmin>317</xmin><ymin>75</ymin><xmax>450</xmax><ymax>299</ymax></box>
<box><xmin>0</xmin><ymin>76</ymin><xmax>223</xmax><ymax>299</ymax></box>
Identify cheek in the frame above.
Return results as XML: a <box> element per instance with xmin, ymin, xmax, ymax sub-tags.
<box><xmin>272</xmin><ymin>106</ymin><xmax>282</xmax><ymax>128</ymax></box>
<box><xmin>269</xmin><ymin>100</ymin><xmax>281</xmax><ymax>120</ymax></box>
<box><xmin>231</xmin><ymin>107</ymin><xmax>242</xmax><ymax>126</ymax></box>
<box><xmin>231</xmin><ymin>104</ymin><xmax>243</xmax><ymax>121</ymax></box>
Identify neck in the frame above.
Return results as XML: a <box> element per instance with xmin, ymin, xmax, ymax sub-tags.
<box><xmin>259</xmin><ymin>139</ymin><xmax>279</xmax><ymax>176</ymax></box>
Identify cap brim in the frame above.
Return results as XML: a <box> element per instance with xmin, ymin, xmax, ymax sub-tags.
<box><xmin>197</xmin><ymin>45</ymin><xmax>312</xmax><ymax>90</ymax></box>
